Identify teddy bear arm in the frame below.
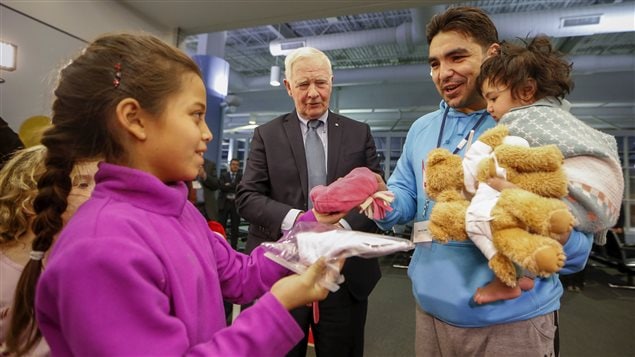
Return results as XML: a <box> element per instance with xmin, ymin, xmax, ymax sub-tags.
<box><xmin>428</xmin><ymin>222</ymin><xmax>452</xmax><ymax>243</ymax></box>
<box><xmin>437</xmin><ymin>190</ymin><xmax>466</xmax><ymax>202</ymax></box>
<box><xmin>476</xmin><ymin>157</ymin><xmax>498</xmax><ymax>182</ymax></box>
<box><xmin>488</xmin><ymin>254</ymin><xmax>518</xmax><ymax>287</ymax></box>
<box><xmin>497</xmin><ymin>189</ymin><xmax>574</xmax><ymax>236</ymax></box>
<box><xmin>492</xmin><ymin>227</ymin><xmax>565</xmax><ymax>276</ymax></box>
<box><xmin>494</xmin><ymin>144</ymin><xmax>564</xmax><ymax>173</ymax></box>
<box><xmin>505</xmin><ymin>170</ymin><xmax>569</xmax><ymax>198</ymax></box>
<box><xmin>428</xmin><ymin>201</ymin><xmax>470</xmax><ymax>242</ymax></box>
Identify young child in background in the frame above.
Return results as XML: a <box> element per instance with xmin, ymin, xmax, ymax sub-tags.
<box><xmin>0</xmin><ymin>145</ymin><xmax>98</xmax><ymax>355</ymax></box>
<box><xmin>472</xmin><ymin>35</ymin><xmax>623</xmax><ymax>303</ymax></box>
<box><xmin>9</xmin><ymin>33</ymin><xmax>336</xmax><ymax>356</ymax></box>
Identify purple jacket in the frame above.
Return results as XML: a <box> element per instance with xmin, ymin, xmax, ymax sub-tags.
<box><xmin>36</xmin><ymin>163</ymin><xmax>302</xmax><ymax>356</ymax></box>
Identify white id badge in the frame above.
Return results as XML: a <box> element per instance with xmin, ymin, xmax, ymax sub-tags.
<box><xmin>412</xmin><ymin>220</ymin><xmax>433</xmax><ymax>243</ymax></box>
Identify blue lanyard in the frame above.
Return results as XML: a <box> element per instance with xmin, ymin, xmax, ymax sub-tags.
<box><xmin>436</xmin><ymin>106</ymin><xmax>489</xmax><ymax>154</ymax></box>
<box><xmin>422</xmin><ymin>106</ymin><xmax>489</xmax><ymax>219</ymax></box>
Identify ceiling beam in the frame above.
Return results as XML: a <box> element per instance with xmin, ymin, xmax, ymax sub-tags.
<box><xmin>267</xmin><ymin>23</ymin><xmax>297</xmax><ymax>39</ymax></box>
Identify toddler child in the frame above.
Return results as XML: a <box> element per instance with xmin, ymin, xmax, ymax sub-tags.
<box><xmin>470</xmin><ymin>35</ymin><xmax>622</xmax><ymax>303</ymax></box>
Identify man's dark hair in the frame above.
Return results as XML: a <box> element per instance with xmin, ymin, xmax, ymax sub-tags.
<box><xmin>426</xmin><ymin>6</ymin><xmax>499</xmax><ymax>48</ymax></box>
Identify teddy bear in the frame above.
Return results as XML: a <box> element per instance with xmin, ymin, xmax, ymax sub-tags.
<box><xmin>424</xmin><ymin>125</ymin><xmax>574</xmax><ymax>288</ymax></box>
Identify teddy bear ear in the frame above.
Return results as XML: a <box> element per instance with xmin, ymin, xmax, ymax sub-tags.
<box><xmin>478</xmin><ymin>125</ymin><xmax>509</xmax><ymax>148</ymax></box>
<box><xmin>426</xmin><ymin>148</ymin><xmax>453</xmax><ymax>166</ymax></box>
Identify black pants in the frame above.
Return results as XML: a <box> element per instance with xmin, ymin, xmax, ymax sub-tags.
<box><xmin>286</xmin><ymin>288</ymin><xmax>367</xmax><ymax>357</ymax></box>
<box><xmin>219</xmin><ymin>200</ymin><xmax>240</xmax><ymax>249</ymax></box>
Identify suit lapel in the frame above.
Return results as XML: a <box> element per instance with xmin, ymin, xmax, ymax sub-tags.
<box><xmin>327</xmin><ymin>112</ymin><xmax>342</xmax><ymax>184</ymax></box>
<box><xmin>283</xmin><ymin>112</ymin><xmax>309</xmax><ymax>200</ymax></box>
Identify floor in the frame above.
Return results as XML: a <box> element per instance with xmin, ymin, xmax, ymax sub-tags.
<box><xmin>306</xmin><ymin>254</ymin><xmax>635</xmax><ymax>356</ymax></box>
<box><xmin>230</xmin><ymin>219</ymin><xmax>634</xmax><ymax>356</ymax></box>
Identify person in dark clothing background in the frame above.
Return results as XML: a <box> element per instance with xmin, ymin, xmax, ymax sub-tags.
<box><xmin>200</xmin><ymin>158</ymin><xmax>220</xmax><ymax>221</ymax></box>
<box><xmin>0</xmin><ymin>117</ymin><xmax>24</xmax><ymax>169</ymax></box>
<box><xmin>219</xmin><ymin>158</ymin><xmax>242</xmax><ymax>250</ymax></box>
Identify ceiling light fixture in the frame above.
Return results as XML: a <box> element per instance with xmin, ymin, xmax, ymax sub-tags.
<box><xmin>270</xmin><ymin>64</ymin><xmax>281</xmax><ymax>86</ymax></box>
<box><xmin>270</xmin><ymin>54</ymin><xmax>281</xmax><ymax>87</ymax></box>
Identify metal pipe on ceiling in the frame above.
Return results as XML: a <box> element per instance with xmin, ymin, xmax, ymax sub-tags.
<box><xmin>229</xmin><ymin>55</ymin><xmax>635</xmax><ymax>92</ymax></box>
<box><xmin>269</xmin><ymin>2</ymin><xmax>635</xmax><ymax>56</ymax></box>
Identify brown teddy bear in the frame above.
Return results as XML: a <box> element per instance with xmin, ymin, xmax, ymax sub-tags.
<box><xmin>424</xmin><ymin>125</ymin><xmax>574</xmax><ymax>292</ymax></box>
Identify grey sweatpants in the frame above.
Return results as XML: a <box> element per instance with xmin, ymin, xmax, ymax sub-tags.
<box><xmin>415</xmin><ymin>305</ymin><xmax>558</xmax><ymax>356</ymax></box>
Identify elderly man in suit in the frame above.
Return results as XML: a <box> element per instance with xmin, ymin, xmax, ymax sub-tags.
<box><xmin>236</xmin><ymin>47</ymin><xmax>381</xmax><ymax>357</ymax></box>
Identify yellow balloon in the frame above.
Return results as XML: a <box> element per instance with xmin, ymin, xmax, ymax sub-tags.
<box><xmin>19</xmin><ymin>116</ymin><xmax>52</xmax><ymax>147</ymax></box>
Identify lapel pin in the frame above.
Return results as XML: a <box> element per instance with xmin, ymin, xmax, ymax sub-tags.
<box><xmin>335</xmin><ymin>123</ymin><xmax>339</xmax><ymax>127</ymax></box>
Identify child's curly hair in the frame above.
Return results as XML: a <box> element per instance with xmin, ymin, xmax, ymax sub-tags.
<box><xmin>0</xmin><ymin>145</ymin><xmax>47</xmax><ymax>245</ymax></box>
<box><xmin>477</xmin><ymin>35</ymin><xmax>573</xmax><ymax>102</ymax></box>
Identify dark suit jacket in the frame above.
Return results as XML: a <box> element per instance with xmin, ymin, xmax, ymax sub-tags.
<box><xmin>200</xmin><ymin>159</ymin><xmax>220</xmax><ymax>220</ymax></box>
<box><xmin>236</xmin><ymin>110</ymin><xmax>382</xmax><ymax>300</ymax></box>
<box><xmin>218</xmin><ymin>170</ymin><xmax>242</xmax><ymax>211</ymax></box>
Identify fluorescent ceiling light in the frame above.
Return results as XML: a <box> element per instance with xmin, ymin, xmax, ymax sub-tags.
<box><xmin>270</xmin><ymin>65</ymin><xmax>281</xmax><ymax>86</ymax></box>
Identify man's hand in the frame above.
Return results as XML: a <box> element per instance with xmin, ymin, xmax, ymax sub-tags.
<box><xmin>374</xmin><ymin>173</ymin><xmax>387</xmax><ymax>191</ymax></box>
<box><xmin>313</xmin><ymin>209</ymin><xmax>347</xmax><ymax>225</ymax></box>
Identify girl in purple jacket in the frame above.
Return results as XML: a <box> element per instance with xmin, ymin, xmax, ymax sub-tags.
<box><xmin>8</xmin><ymin>33</ymin><xmax>337</xmax><ymax>357</ymax></box>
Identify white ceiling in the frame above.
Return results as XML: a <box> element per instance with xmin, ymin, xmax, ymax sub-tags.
<box><xmin>119</xmin><ymin>0</ymin><xmax>635</xmax><ymax>133</ymax></box>
<box><xmin>118</xmin><ymin>0</ymin><xmax>455</xmax><ymax>34</ymax></box>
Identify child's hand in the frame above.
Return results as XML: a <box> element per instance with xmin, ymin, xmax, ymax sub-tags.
<box><xmin>486</xmin><ymin>176</ymin><xmax>517</xmax><ymax>191</ymax></box>
<box><xmin>271</xmin><ymin>257</ymin><xmax>341</xmax><ymax>310</ymax></box>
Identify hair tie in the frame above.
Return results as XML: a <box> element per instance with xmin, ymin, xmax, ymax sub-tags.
<box><xmin>29</xmin><ymin>251</ymin><xmax>45</xmax><ymax>261</ymax></box>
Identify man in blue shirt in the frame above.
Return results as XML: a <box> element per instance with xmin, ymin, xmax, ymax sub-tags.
<box><xmin>374</xmin><ymin>6</ymin><xmax>592</xmax><ymax>355</ymax></box>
